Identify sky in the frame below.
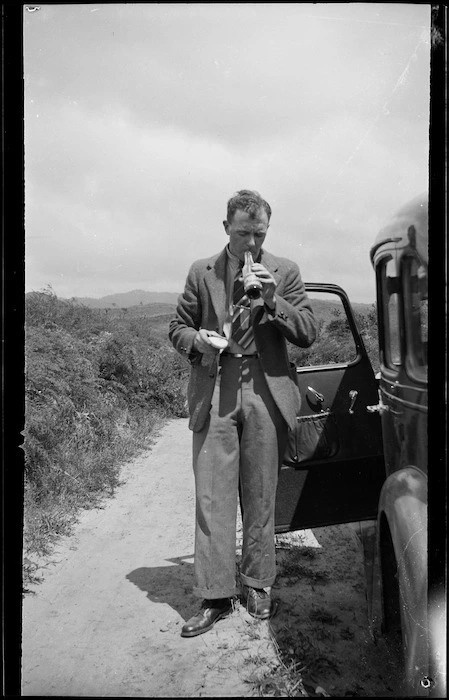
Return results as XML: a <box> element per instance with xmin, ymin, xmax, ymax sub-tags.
<box><xmin>24</xmin><ymin>3</ymin><xmax>431</xmax><ymax>303</ymax></box>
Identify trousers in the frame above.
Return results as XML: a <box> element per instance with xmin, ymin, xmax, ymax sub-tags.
<box><xmin>192</xmin><ymin>355</ymin><xmax>289</xmax><ymax>599</ymax></box>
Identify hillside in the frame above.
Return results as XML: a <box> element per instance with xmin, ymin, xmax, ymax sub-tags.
<box><xmin>70</xmin><ymin>290</ymin><xmax>180</xmax><ymax>308</ymax></box>
<box><xmin>62</xmin><ymin>288</ymin><xmax>374</xmax><ymax>320</ymax></box>
<box><xmin>102</xmin><ymin>304</ymin><xmax>177</xmax><ymax>319</ymax></box>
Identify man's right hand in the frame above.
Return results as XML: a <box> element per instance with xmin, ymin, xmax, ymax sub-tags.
<box><xmin>193</xmin><ymin>328</ymin><xmax>222</xmax><ymax>355</ymax></box>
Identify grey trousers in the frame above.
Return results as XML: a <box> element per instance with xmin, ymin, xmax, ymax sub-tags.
<box><xmin>192</xmin><ymin>355</ymin><xmax>289</xmax><ymax>599</ymax></box>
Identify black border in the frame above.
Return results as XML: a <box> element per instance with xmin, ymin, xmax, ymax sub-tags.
<box><xmin>3</xmin><ymin>3</ymin><xmax>25</xmax><ymax>696</ymax></box>
<box><xmin>427</xmin><ymin>6</ymin><xmax>447</xmax><ymax>690</ymax></box>
<box><xmin>2</xmin><ymin>3</ymin><xmax>447</xmax><ymax>697</ymax></box>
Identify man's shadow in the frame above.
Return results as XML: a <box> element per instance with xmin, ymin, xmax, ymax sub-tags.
<box><xmin>126</xmin><ymin>555</ymin><xmax>197</xmax><ymax>621</ymax></box>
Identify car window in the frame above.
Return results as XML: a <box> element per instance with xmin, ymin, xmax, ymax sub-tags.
<box><xmin>379</xmin><ymin>258</ymin><xmax>402</xmax><ymax>370</ymax></box>
<box><xmin>404</xmin><ymin>256</ymin><xmax>428</xmax><ymax>381</ymax></box>
<box><xmin>288</xmin><ymin>291</ymin><xmax>358</xmax><ymax>367</ymax></box>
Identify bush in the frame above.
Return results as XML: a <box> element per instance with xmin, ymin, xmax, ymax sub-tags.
<box><xmin>23</xmin><ymin>289</ymin><xmax>188</xmax><ymax>581</ymax></box>
<box><xmin>288</xmin><ymin>304</ymin><xmax>379</xmax><ymax>370</ymax></box>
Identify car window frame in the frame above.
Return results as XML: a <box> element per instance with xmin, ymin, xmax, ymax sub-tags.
<box><xmin>375</xmin><ymin>253</ymin><xmax>404</xmax><ymax>380</ymax></box>
<box><xmin>295</xmin><ymin>283</ymin><xmax>371</xmax><ymax>374</ymax></box>
<box><xmin>401</xmin><ymin>253</ymin><xmax>428</xmax><ymax>384</ymax></box>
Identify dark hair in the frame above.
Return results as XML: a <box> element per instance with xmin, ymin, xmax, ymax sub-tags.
<box><xmin>226</xmin><ymin>189</ymin><xmax>272</xmax><ymax>223</ymax></box>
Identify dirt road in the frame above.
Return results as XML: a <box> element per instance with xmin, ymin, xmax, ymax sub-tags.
<box><xmin>22</xmin><ymin>419</ymin><xmax>399</xmax><ymax>697</ymax></box>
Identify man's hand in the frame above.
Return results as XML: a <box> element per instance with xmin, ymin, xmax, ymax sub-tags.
<box><xmin>250</xmin><ymin>263</ymin><xmax>277</xmax><ymax>305</ymax></box>
<box><xmin>193</xmin><ymin>328</ymin><xmax>224</xmax><ymax>355</ymax></box>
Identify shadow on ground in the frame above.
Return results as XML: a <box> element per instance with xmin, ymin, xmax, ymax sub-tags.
<box><xmin>126</xmin><ymin>555</ymin><xmax>198</xmax><ymax>622</ymax></box>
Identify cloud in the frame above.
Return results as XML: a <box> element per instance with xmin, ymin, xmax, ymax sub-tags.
<box><xmin>25</xmin><ymin>102</ymin><xmax>426</xmax><ymax>302</ymax></box>
<box><xmin>24</xmin><ymin>4</ymin><xmax>430</xmax><ymax>144</ymax></box>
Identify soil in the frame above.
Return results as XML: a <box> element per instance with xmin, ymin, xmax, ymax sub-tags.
<box><xmin>22</xmin><ymin>419</ymin><xmax>402</xmax><ymax>697</ymax></box>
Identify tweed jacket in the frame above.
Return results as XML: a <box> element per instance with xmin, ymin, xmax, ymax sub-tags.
<box><xmin>169</xmin><ymin>247</ymin><xmax>317</xmax><ymax>433</ymax></box>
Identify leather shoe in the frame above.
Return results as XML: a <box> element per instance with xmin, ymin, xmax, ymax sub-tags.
<box><xmin>242</xmin><ymin>586</ymin><xmax>272</xmax><ymax>619</ymax></box>
<box><xmin>181</xmin><ymin>598</ymin><xmax>232</xmax><ymax>637</ymax></box>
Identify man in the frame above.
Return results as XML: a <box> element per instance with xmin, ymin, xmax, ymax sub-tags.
<box><xmin>169</xmin><ymin>189</ymin><xmax>316</xmax><ymax>638</ymax></box>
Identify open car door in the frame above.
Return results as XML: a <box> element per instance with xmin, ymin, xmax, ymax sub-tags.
<box><xmin>275</xmin><ymin>283</ymin><xmax>385</xmax><ymax>532</ymax></box>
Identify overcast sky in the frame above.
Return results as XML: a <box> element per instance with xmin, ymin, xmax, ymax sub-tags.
<box><xmin>24</xmin><ymin>3</ymin><xmax>431</xmax><ymax>303</ymax></box>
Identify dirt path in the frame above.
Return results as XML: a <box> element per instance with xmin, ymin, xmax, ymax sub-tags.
<box><xmin>22</xmin><ymin>419</ymin><xmax>279</xmax><ymax>697</ymax></box>
<box><xmin>22</xmin><ymin>419</ymin><xmax>399</xmax><ymax>697</ymax></box>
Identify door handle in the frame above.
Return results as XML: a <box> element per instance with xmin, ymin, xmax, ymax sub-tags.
<box><xmin>367</xmin><ymin>402</ymin><xmax>389</xmax><ymax>415</ymax></box>
<box><xmin>367</xmin><ymin>390</ymin><xmax>389</xmax><ymax>415</ymax></box>
<box><xmin>348</xmin><ymin>390</ymin><xmax>358</xmax><ymax>414</ymax></box>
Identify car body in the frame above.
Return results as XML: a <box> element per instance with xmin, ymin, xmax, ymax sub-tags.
<box><xmin>275</xmin><ymin>194</ymin><xmax>445</xmax><ymax>697</ymax></box>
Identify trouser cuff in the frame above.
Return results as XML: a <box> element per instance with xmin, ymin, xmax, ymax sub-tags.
<box><xmin>240</xmin><ymin>573</ymin><xmax>276</xmax><ymax>589</ymax></box>
<box><xmin>193</xmin><ymin>585</ymin><xmax>238</xmax><ymax>599</ymax></box>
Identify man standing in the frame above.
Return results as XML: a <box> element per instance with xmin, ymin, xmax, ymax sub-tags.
<box><xmin>169</xmin><ymin>190</ymin><xmax>316</xmax><ymax>637</ymax></box>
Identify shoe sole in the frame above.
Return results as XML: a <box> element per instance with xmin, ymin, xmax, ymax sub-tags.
<box><xmin>180</xmin><ymin>608</ymin><xmax>232</xmax><ymax>638</ymax></box>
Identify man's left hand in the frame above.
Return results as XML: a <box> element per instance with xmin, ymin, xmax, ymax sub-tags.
<box><xmin>251</xmin><ymin>263</ymin><xmax>277</xmax><ymax>305</ymax></box>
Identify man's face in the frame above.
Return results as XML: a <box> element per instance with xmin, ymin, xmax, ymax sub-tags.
<box><xmin>223</xmin><ymin>208</ymin><xmax>269</xmax><ymax>262</ymax></box>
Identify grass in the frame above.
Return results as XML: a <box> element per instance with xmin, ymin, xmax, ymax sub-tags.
<box><xmin>23</xmin><ymin>411</ymin><xmax>163</xmax><ymax>569</ymax></box>
<box><xmin>23</xmin><ymin>290</ymin><xmax>188</xmax><ymax>591</ymax></box>
<box><xmin>277</xmin><ymin>546</ymin><xmax>330</xmax><ymax>585</ymax></box>
<box><xmin>244</xmin><ymin>619</ymin><xmax>341</xmax><ymax>697</ymax></box>
<box><xmin>266</xmin><ymin>623</ymin><xmax>341</xmax><ymax>696</ymax></box>
<box><xmin>309</xmin><ymin>609</ymin><xmax>342</xmax><ymax>626</ymax></box>
<box><xmin>242</xmin><ymin>618</ymin><xmax>308</xmax><ymax>697</ymax></box>
<box><xmin>242</xmin><ymin>538</ymin><xmax>348</xmax><ymax>697</ymax></box>
<box><xmin>246</xmin><ymin>661</ymin><xmax>308</xmax><ymax>697</ymax></box>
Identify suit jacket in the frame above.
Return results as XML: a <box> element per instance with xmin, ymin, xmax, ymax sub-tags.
<box><xmin>169</xmin><ymin>247</ymin><xmax>317</xmax><ymax>432</ymax></box>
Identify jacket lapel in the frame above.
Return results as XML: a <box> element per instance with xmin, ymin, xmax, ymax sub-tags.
<box><xmin>260</xmin><ymin>249</ymin><xmax>281</xmax><ymax>287</ymax></box>
<box><xmin>204</xmin><ymin>248</ymin><xmax>228</xmax><ymax>331</ymax></box>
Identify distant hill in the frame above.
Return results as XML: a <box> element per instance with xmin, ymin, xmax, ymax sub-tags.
<box><xmin>51</xmin><ymin>288</ymin><xmax>374</xmax><ymax>317</ymax></box>
<box><xmin>27</xmin><ymin>289</ymin><xmax>373</xmax><ymax>320</ymax></box>
<box><xmin>115</xmin><ymin>304</ymin><xmax>177</xmax><ymax>319</ymax></box>
<box><xmin>70</xmin><ymin>290</ymin><xmax>181</xmax><ymax>308</ymax></box>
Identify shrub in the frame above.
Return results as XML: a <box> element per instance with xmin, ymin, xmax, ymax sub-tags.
<box><xmin>288</xmin><ymin>304</ymin><xmax>379</xmax><ymax>370</ymax></box>
<box><xmin>23</xmin><ymin>290</ymin><xmax>188</xmax><ymax>583</ymax></box>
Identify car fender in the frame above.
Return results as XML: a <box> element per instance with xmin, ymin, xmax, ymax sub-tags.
<box><xmin>378</xmin><ymin>466</ymin><xmax>428</xmax><ymax>693</ymax></box>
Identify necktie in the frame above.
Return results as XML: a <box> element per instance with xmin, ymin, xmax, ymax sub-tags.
<box><xmin>231</xmin><ymin>266</ymin><xmax>254</xmax><ymax>349</ymax></box>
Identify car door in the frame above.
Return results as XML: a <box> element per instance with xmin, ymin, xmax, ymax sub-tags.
<box><xmin>275</xmin><ymin>283</ymin><xmax>386</xmax><ymax>532</ymax></box>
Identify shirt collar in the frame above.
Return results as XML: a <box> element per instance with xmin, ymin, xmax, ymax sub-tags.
<box><xmin>225</xmin><ymin>245</ymin><xmax>263</xmax><ymax>265</ymax></box>
<box><xmin>226</xmin><ymin>244</ymin><xmax>240</xmax><ymax>263</ymax></box>
<box><xmin>225</xmin><ymin>245</ymin><xmax>243</xmax><ymax>274</ymax></box>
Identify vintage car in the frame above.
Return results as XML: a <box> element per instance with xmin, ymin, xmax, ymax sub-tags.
<box><xmin>275</xmin><ymin>194</ymin><xmax>445</xmax><ymax>697</ymax></box>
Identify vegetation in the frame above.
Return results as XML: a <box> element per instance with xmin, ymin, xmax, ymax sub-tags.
<box><xmin>23</xmin><ymin>288</ymin><xmax>188</xmax><ymax>586</ymax></box>
<box><xmin>288</xmin><ymin>298</ymin><xmax>379</xmax><ymax>372</ymax></box>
